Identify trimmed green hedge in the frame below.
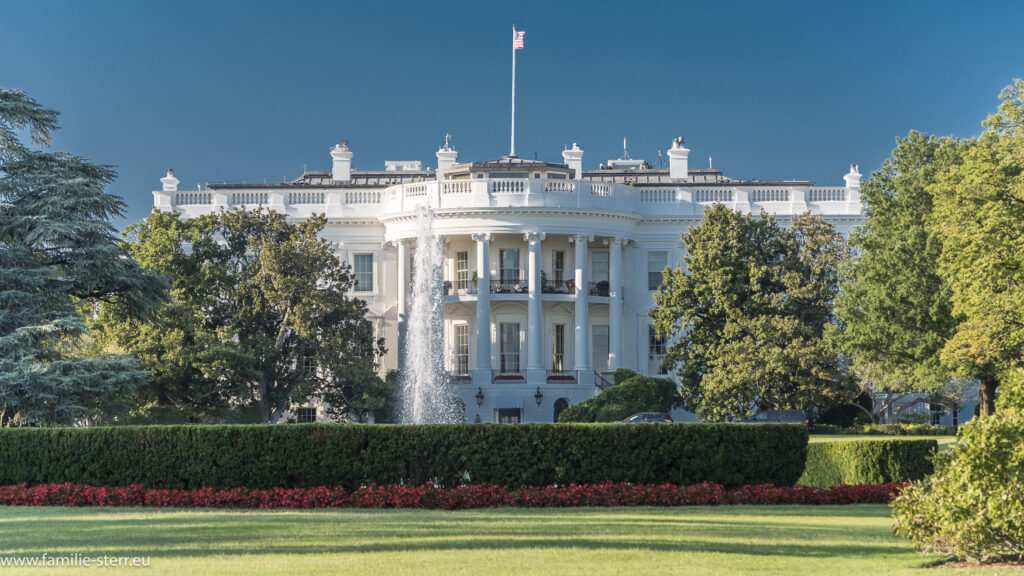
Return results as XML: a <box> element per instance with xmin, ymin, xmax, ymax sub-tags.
<box><xmin>0</xmin><ymin>423</ymin><xmax>808</xmax><ymax>489</ymax></box>
<box><xmin>798</xmin><ymin>439</ymin><xmax>938</xmax><ymax>487</ymax></box>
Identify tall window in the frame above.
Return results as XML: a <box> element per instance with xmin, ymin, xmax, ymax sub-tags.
<box><xmin>552</xmin><ymin>324</ymin><xmax>565</xmax><ymax>372</ymax></box>
<box><xmin>455</xmin><ymin>251</ymin><xmax>469</xmax><ymax>290</ymax></box>
<box><xmin>648</xmin><ymin>251</ymin><xmax>668</xmax><ymax>291</ymax></box>
<box><xmin>500</xmin><ymin>323</ymin><xmax>521</xmax><ymax>374</ymax></box>
<box><xmin>649</xmin><ymin>325</ymin><xmax>667</xmax><ymax>374</ymax></box>
<box><xmin>353</xmin><ymin>254</ymin><xmax>373</xmax><ymax>291</ymax></box>
<box><xmin>592</xmin><ymin>252</ymin><xmax>609</xmax><ymax>283</ymax></box>
<box><xmin>592</xmin><ymin>324</ymin><xmax>609</xmax><ymax>373</ymax></box>
<box><xmin>454</xmin><ymin>324</ymin><xmax>469</xmax><ymax>374</ymax></box>
<box><xmin>552</xmin><ymin>250</ymin><xmax>565</xmax><ymax>287</ymax></box>
<box><xmin>500</xmin><ymin>249</ymin><xmax>520</xmax><ymax>288</ymax></box>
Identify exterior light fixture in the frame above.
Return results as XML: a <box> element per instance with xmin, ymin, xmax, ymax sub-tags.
<box><xmin>534</xmin><ymin>386</ymin><xmax>544</xmax><ymax>406</ymax></box>
<box><xmin>475</xmin><ymin>387</ymin><xmax>484</xmax><ymax>407</ymax></box>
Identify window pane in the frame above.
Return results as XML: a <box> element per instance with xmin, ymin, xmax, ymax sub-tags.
<box><xmin>500</xmin><ymin>323</ymin><xmax>520</xmax><ymax>373</ymax></box>
<box><xmin>552</xmin><ymin>324</ymin><xmax>565</xmax><ymax>372</ymax></box>
<box><xmin>354</xmin><ymin>254</ymin><xmax>373</xmax><ymax>291</ymax></box>
<box><xmin>455</xmin><ymin>251</ymin><xmax>469</xmax><ymax>290</ymax></box>
<box><xmin>592</xmin><ymin>252</ymin><xmax>609</xmax><ymax>283</ymax></box>
<box><xmin>648</xmin><ymin>252</ymin><xmax>668</xmax><ymax>290</ymax></box>
<box><xmin>455</xmin><ymin>324</ymin><xmax>469</xmax><ymax>373</ymax></box>
<box><xmin>593</xmin><ymin>324</ymin><xmax>609</xmax><ymax>373</ymax></box>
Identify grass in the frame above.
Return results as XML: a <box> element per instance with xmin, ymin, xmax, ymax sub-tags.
<box><xmin>810</xmin><ymin>435</ymin><xmax>958</xmax><ymax>451</ymax></box>
<box><xmin>0</xmin><ymin>505</ymin><xmax>1016</xmax><ymax>575</ymax></box>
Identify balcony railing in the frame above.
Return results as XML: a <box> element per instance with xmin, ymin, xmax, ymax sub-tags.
<box><xmin>546</xmin><ymin>370</ymin><xmax>577</xmax><ymax>383</ymax></box>
<box><xmin>588</xmin><ymin>281</ymin><xmax>610</xmax><ymax>297</ymax></box>
<box><xmin>541</xmin><ymin>279</ymin><xmax>575</xmax><ymax>294</ymax></box>
<box><xmin>490</xmin><ymin>279</ymin><xmax>527</xmax><ymax>294</ymax></box>
<box><xmin>492</xmin><ymin>369</ymin><xmax>525</xmax><ymax>381</ymax></box>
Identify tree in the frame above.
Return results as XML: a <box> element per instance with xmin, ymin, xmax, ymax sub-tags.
<box><xmin>831</xmin><ymin>132</ymin><xmax>969</xmax><ymax>419</ymax></box>
<box><xmin>0</xmin><ymin>89</ymin><xmax>167</xmax><ymax>426</ymax></box>
<box><xmin>651</xmin><ymin>205</ymin><xmax>855</xmax><ymax>422</ymax></box>
<box><xmin>929</xmin><ymin>79</ymin><xmax>1024</xmax><ymax>414</ymax></box>
<box><xmin>95</xmin><ymin>208</ymin><xmax>389</xmax><ymax>423</ymax></box>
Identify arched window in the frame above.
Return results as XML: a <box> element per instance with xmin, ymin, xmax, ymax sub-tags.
<box><xmin>553</xmin><ymin>398</ymin><xmax>570</xmax><ymax>421</ymax></box>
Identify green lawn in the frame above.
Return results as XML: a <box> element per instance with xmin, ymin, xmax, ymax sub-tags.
<box><xmin>0</xmin><ymin>505</ymin><xmax>1013</xmax><ymax>575</ymax></box>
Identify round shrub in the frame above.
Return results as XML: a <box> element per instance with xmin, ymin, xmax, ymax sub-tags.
<box><xmin>891</xmin><ymin>411</ymin><xmax>1024</xmax><ymax>563</ymax></box>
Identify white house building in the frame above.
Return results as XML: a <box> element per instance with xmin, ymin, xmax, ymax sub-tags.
<box><xmin>154</xmin><ymin>136</ymin><xmax>866</xmax><ymax>423</ymax></box>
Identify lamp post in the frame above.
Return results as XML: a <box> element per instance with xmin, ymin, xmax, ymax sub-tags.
<box><xmin>534</xmin><ymin>386</ymin><xmax>544</xmax><ymax>406</ymax></box>
<box><xmin>476</xmin><ymin>387</ymin><xmax>485</xmax><ymax>407</ymax></box>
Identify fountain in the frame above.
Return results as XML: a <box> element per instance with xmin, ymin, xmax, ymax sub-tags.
<box><xmin>400</xmin><ymin>205</ymin><xmax>457</xmax><ymax>424</ymax></box>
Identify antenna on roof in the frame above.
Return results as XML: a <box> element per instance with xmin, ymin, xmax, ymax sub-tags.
<box><xmin>657</xmin><ymin>149</ymin><xmax>665</xmax><ymax>169</ymax></box>
<box><xmin>622</xmin><ymin>137</ymin><xmax>630</xmax><ymax>160</ymax></box>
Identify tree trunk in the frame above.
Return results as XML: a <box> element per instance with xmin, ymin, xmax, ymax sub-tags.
<box><xmin>979</xmin><ymin>374</ymin><xmax>998</xmax><ymax>416</ymax></box>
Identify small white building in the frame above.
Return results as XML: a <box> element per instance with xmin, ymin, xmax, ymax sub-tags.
<box><xmin>154</xmin><ymin>137</ymin><xmax>865</xmax><ymax>423</ymax></box>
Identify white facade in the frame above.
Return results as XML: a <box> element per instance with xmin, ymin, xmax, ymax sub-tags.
<box><xmin>153</xmin><ymin>138</ymin><xmax>865</xmax><ymax>423</ymax></box>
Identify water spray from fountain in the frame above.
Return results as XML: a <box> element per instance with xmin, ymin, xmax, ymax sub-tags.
<box><xmin>400</xmin><ymin>205</ymin><xmax>456</xmax><ymax>424</ymax></box>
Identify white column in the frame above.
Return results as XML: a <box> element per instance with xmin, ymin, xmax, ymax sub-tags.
<box><xmin>396</xmin><ymin>239</ymin><xmax>409</xmax><ymax>371</ymax></box>
<box><xmin>608</xmin><ymin>237</ymin><xmax>623</xmax><ymax>372</ymax></box>
<box><xmin>573</xmin><ymin>234</ymin><xmax>594</xmax><ymax>382</ymax></box>
<box><xmin>472</xmin><ymin>233</ymin><xmax>492</xmax><ymax>386</ymax></box>
<box><xmin>526</xmin><ymin>232</ymin><xmax>546</xmax><ymax>384</ymax></box>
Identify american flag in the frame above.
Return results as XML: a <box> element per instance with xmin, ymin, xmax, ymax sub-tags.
<box><xmin>514</xmin><ymin>30</ymin><xmax>525</xmax><ymax>49</ymax></box>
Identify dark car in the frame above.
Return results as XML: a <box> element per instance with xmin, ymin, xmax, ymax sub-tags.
<box><xmin>620</xmin><ymin>412</ymin><xmax>673</xmax><ymax>423</ymax></box>
<box><xmin>742</xmin><ymin>409</ymin><xmax>808</xmax><ymax>425</ymax></box>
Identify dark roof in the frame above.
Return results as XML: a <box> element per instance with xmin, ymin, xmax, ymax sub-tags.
<box><xmin>450</xmin><ymin>155</ymin><xmax>571</xmax><ymax>173</ymax></box>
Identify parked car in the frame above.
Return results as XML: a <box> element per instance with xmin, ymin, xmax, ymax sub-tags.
<box><xmin>620</xmin><ymin>412</ymin><xmax>673</xmax><ymax>423</ymax></box>
<box><xmin>741</xmin><ymin>410</ymin><xmax>809</xmax><ymax>425</ymax></box>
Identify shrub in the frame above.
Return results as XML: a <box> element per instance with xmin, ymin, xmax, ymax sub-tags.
<box><xmin>612</xmin><ymin>368</ymin><xmax>639</xmax><ymax>385</ymax></box>
<box><xmin>0</xmin><ymin>423</ymin><xmax>808</xmax><ymax>490</ymax></box>
<box><xmin>0</xmin><ymin>481</ymin><xmax>902</xmax><ymax>509</ymax></box>
<box><xmin>798</xmin><ymin>439</ymin><xmax>937</xmax><ymax>487</ymax></box>
<box><xmin>558</xmin><ymin>375</ymin><xmax>676</xmax><ymax>423</ymax></box>
<box><xmin>892</xmin><ymin>412</ymin><xmax>1024</xmax><ymax>562</ymax></box>
<box><xmin>859</xmin><ymin>423</ymin><xmax>957</xmax><ymax>436</ymax></box>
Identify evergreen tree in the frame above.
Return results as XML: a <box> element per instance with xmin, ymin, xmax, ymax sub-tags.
<box><xmin>651</xmin><ymin>205</ymin><xmax>855</xmax><ymax>421</ymax></box>
<box><xmin>0</xmin><ymin>89</ymin><xmax>167</xmax><ymax>426</ymax></box>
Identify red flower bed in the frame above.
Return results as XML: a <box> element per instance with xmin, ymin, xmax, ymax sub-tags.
<box><xmin>0</xmin><ymin>482</ymin><xmax>903</xmax><ymax>509</ymax></box>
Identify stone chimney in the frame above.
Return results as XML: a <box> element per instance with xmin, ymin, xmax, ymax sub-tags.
<box><xmin>843</xmin><ymin>164</ymin><xmax>862</xmax><ymax>190</ymax></box>
<box><xmin>331</xmin><ymin>141</ymin><xmax>354</xmax><ymax>182</ymax></box>
<box><xmin>561</xmin><ymin>142</ymin><xmax>584</xmax><ymax>179</ymax></box>
<box><xmin>436</xmin><ymin>133</ymin><xmax>458</xmax><ymax>182</ymax></box>
<box><xmin>160</xmin><ymin>169</ymin><xmax>179</xmax><ymax>192</ymax></box>
<box><xmin>667</xmin><ymin>137</ymin><xmax>690</xmax><ymax>181</ymax></box>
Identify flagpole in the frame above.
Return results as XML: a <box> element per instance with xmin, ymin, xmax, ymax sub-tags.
<box><xmin>511</xmin><ymin>24</ymin><xmax>516</xmax><ymax>157</ymax></box>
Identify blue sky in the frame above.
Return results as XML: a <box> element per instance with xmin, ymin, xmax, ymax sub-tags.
<box><xmin>2</xmin><ymin>0</ymin><xmax>1022</xmax><ymax>227</ymax></box>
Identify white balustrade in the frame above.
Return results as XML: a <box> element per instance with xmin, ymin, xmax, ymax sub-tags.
<box><xmin>491</xmin><ymin>179</ymin><xmax>525</xmax><ymax>193</ymax></box>
<box><xmin>640</xmin><ymin>188</ymin><xmax>675</xmax><ymax>203</ymax></box>
<box><xmin>693</xmin><ymin>189</ymin><xmax>733</xmax><ymax>203</ymax></box>
<box><xmin>442</xmin><ymin>181</ymin><xmax>472</xmax><ymax>194</ymax></box>
<box><xmin>231</xmin><ymin>192</ymin><xmax>269</xmax><ymax>205</ymax></box>
<box><xmin>287</xmin><ymin>191</ymin><xmax>325</xmax><ymax>204</ymax></box>
<box><xmin>590</xmin><ymin>183</ymin><xmax>610</xmax><ymax>196</ymax></box>
<box><xmin>751</xmin><ymin>188</ymin><xmax>790</xmax><ymax>203</ymax></box>
<box><xmin>405</xmin><ymin>184</ymin><xmax>429</xmax><ymax>197</ymax></box>
<box><xmin>543</xmin><ymin>180</ymin><xmax>576</xmax><ymax>193</ymax></box>
<box><xmin>174</xmin><ymin>192</ymin><xmax>212</xmax><ymax>205</ymax></box>
<box><xmin>345</xmin><ymin>191</ymin><xmax>381</xmax><ymax>204</ymax></box>
<box><xmin>808</xmin><ymin>187</ymin><xmax>846</xmax><ymax>202</ymax></box>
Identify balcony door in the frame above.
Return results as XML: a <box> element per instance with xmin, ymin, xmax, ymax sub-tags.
<box><xmin>592</xmin><ymin>324</ymin><xmax>609</xmax><ymax>373</ymax></box>
<box><xmin>500</xmin><ymin>322</ymin><xmax>521</xmax><ymax>374</ymax></box>
<box><xmin>499</xmin><ymin>249</ymin><xmax>520</xmax><ymax>290</ymax></box>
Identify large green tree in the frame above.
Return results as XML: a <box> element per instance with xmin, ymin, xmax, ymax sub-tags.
<box><xmin>0</xmin><ymin>89</ymin><xmax>167</xmax><ymax>426</ymax></box>
<box><xmin>651</xmin><ymin>205</ymin><xmax>855</xmax><ymax>421</ymax></box>
<box><xmin>94</xmin><ymin>208</ymin><xmax>389</xmax><ymax>423</ymax></box>
<box><xmin>929</xmin><ymin>79</ymin><xmax>1024</xmax><ymax>413</ymax></box>
<box><xmin>831</xmin><ymin>132</ymin><xmax>968</xmax><ymax>419</ymax></box>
